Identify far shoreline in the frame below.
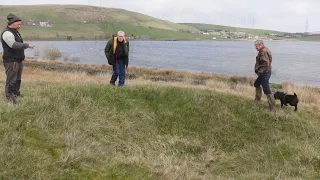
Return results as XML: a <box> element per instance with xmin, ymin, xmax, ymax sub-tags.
<box><xmin>1</xmin><ymin>58</ymin><xmax>319</xmax><ymax>88</ymax></box>
<box><xmin>20</xmin><ymin>38</ymin><xmax>319</xmax><ymax>42</ymax></box>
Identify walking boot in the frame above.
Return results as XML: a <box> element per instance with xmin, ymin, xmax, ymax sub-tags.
<box><xmin>266</xmin><ymin>94</ymin><xmax>276</xmax><ymax>111</ymax></box>
<box><xmin>254</xmin><ymin>86</ymin><xmax>262</xmax><ymax>102</ymax></box>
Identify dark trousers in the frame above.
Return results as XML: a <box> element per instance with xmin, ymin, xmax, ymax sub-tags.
<box><xmin>254</xmin><ymin>72</ymin><xmax>272</xmax><ymax>94</ymax></box>
<box><xmin>3</xmin><ymin>62</ymin><xmax>23</xmax><ymax>99</ymax></box>
<box><xmin>110</xmin><ymin>60</ymin><xmax>126</xmax><ymax>86</ymax></box>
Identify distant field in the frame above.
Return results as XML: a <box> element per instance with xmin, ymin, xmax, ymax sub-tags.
<box><xmin>297</xmin><ymin>36</ymin><xmax>320</xmax><ymax>41</ymax></box>
<box><xmin>181</xmin><ymin>23</ymin><xmax>286</xmax><ymax>36</ymax></box>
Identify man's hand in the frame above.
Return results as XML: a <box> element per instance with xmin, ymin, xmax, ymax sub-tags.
<box><xmin>28</xmin><ymin>44</ymin><xmax>35</xmax><ymax>49</ymax></box>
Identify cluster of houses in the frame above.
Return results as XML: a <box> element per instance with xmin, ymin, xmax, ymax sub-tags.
<box><xmin>199</xmin><ymin>29</ymin><xmax>246</xmax><ymax>38</ymax></box>
<box><xmin>197</xmin><ymin>29</ymin><xmax>260</xmax><ymax>39</ymax></box>
<box><xmin>196</xmin><ymin>28</ymin><xmax>320</xmax><ymax>40</ymax></box>
<box><xmin>178</xmin><ymin>28</ymin><xmax>258</xmax><ymax>39</ymax></box>
<box><xmin>24</xmin><ymin>20</ymin><xmax>53</xmax><ymax>27</ymax></box>
<box><xmin>310</xmin><ymin>31</ymin><xmax>320</xmax><ymax>36</ymax></box>
<box><xmin>269</xmin><ymin>32</ymin><xmax>320</xmax><ymax>39</ymax></box>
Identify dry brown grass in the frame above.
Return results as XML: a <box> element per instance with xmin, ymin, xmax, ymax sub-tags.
<box><xmin>1</xmin><ymin>60</ymin><xmax>319</xmax><ymax>108</ymax></box>
<box><xmin>282</xmin><ymin>82</ymin><xmax>320</xmax><ymax>105</ymax></box>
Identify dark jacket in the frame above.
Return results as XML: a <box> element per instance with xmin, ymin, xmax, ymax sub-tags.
<box><xmin>104</xmin><ymin>37</ymin><xmax>129</xmax><ymax>65</ymax></box>
<box><xmin>255</xmin><ymin>46</ymin><xmax>272</xmax><ymax>75</ymax></box>
<box><xmin>1</xmin><ymin>27</ymin><xmax>27</xmax><ymax>63</ymax></box>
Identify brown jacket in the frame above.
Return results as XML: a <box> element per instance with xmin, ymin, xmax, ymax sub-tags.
<box><xmin>255</xmin><ymin>47</ymin><xmax>272</xmax><ymax>75</ymax></box>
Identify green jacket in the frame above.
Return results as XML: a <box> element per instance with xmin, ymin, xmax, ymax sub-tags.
<box><xmin>104</xmin><ymin>37</ymin><xmax>129</xmax><ymax>65</ymax></box>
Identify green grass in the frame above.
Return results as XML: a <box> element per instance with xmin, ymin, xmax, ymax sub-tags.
<box><xmin>297</xmin><ymin>36</ymin><xmax>320</xmax><ymax>41</ymax></box>
<box><xmin>270</xmin><ymin>83</ymin><xmax>283</xmax><ymax>89</ymax></box>
<box><xmin>20</xmin><ymin>24</ymin><xmax>107</xmax><ymax>40</ymax></box>
<box><xmin>1</xmin><ymin>82</ymin><xmax>320</xmax><ymax>179</ymax></box>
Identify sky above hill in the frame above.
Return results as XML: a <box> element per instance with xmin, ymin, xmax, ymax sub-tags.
<box><xmin>1</xmin><ymin>0</ymin><xmax>320</xmax><ymax>32</ymax></box>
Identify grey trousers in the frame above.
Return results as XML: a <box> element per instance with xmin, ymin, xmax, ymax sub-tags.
<box><xmin>3</xmin><ymin>62</ymin><xmax>23</xmax><ymax>99</ymax></box>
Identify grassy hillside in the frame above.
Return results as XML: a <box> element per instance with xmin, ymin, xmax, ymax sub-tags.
<box><xmin>0</xmin><ymin>61</ymin><xmax>320</xmax><ymax>179</ymax></box>
<box><xmin>0</xmin><ymin>5</ymin><xmax>291</xmax><ymax>40</ymax></box>
<box><xmin>182</xmin><ymin>23</ymin><xmax>286</xmax><ymax>36</ymax></box>
<box><xmin>0</xmin><ymin>5</ymin><xmax>212</xmax><ymax>40</ymax></box>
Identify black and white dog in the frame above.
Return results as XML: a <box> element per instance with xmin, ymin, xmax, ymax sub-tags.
<box><xmin>274</xmin><ymin>91</ymin><xmax>299</xmax><ymax>111</ymax></box>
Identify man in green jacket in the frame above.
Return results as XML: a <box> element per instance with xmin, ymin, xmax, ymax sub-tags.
<box><xmin>104</xmin><ymin>31</ymin><xmax>129</xmax><ymax>86</ymax></box>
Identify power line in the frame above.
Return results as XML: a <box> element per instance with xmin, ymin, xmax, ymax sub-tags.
<box><xmin>252</xmin><ymin>16</ymin><xmax>255</xmax><ymax>29</ymax></box>
<box><xmin>305</xmin><ymin>18</ymin><xmax>309</xmax><ymax>33</ymax></box>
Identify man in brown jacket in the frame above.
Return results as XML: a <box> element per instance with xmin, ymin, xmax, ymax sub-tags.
<box><xmin>254</xmin><ymin>40</ymin><xmax>275</xmax><ymax>111</ymax></box>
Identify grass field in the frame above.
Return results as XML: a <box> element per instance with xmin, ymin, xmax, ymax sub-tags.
<box><xmin>181</xmin><ymin>23</ymin><xmax>286</xmax><ymax>36</ymax></box>
<box><xmin>0</xmin><ymin>60</ymin><xmax>320</xmax><ymax>179</ymax></box>
<box><xmin>297</xmin><ymin>36</ymin><xmax>320</xmax><ymax>41</ymax></box>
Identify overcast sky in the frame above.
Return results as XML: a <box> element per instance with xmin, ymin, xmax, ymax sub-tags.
<box><xmin>1</xmin><ymin>0</ymin><xmax>320</xmax><ymax>32</ymax></box>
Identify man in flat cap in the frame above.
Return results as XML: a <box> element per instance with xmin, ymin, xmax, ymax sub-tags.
<box><xmin>1</xmin><ymin>13</ymin><xmax>35</xmax><ymax>103</ymax></box>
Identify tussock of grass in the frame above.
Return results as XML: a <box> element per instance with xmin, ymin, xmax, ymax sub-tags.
<box><xmin>149</xmin><ymin>76</ymin><xmax>184</xmax><ymax>83</ymax></box>
<box><xmin>43</xmin><ymin>45</ymin><xmax>62</xmax><ymax>60</ymax></box>
<box><xmin>230</xmin><ymin>75</ymin><xmax>255</xmax><ymax>85</ymax></box>
<box><xmin>191</xmin><ymin>79</ymin><xmax>207</xmax><ymax>86</ymax></box>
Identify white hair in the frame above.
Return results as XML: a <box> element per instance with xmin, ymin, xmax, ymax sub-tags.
<box><xmin>254</xmin><ymin>40</ymin><xmax>264</xmax><ymax>46</ymax></box>
<box><xmin>117</xmin><ymin>31</ymin><xmax>125</xmax><ymax>36</ymax></box>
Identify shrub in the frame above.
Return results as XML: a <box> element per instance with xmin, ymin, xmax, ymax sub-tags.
<box><xmin>44</xmin><ymin>45</ymin><xmax>62</xmax><ymax>60</ymax></box>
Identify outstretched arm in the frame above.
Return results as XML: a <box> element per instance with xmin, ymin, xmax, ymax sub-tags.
<box><xmin>2</xmin><ymin>31</ymin><xmax>34</xmax><ymax>49</ymax></box>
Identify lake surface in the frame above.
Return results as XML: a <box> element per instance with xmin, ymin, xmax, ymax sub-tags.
<box><xmin>1</xmin><ymin>40</ymin><xmax>320</xmax><ymax>86</ymax></box>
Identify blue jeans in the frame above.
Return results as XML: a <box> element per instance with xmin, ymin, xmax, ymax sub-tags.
<box><xmin>110</xmin><ymin>60</ymin><xmax>126</xmax><ymax>86</ymax></box>
<box><xmin>254</xmin><ymin>72</ymin><xmax>272</xmax><ymax>94</ymax></box>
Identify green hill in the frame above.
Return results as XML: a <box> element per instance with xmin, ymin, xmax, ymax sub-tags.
<box><xmin>0</xmin><ymin>5</ymin><xmax>289</xmax><ymax>40</ymax></box>
<box><xmin>0</xmin><ymin>5</ymin><xmax>208</xmax><ymax>40</ymax></box>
